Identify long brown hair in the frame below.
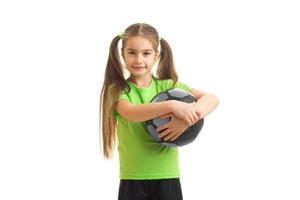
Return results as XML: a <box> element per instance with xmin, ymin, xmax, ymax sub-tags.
<box><xmin>100</xmin><ymin>23</ymin><xmax>179</xmax><ymax>159</ymax></box>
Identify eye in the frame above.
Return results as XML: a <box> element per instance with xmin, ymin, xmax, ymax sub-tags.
<box><xmin>144</xmin><ymin>52</ymin><xmax>151</xmax><ymax>56</ymax></box>
<box><xmin>128</xmin><ymin>52</ymin><xmax>135</xmax><ymax>55</ymax></box>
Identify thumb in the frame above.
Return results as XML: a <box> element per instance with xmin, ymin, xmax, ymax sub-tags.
<box><xmin>160</xmin><ymin>113</ymin><xmax>172</xmax><ymax>119</ymax></box>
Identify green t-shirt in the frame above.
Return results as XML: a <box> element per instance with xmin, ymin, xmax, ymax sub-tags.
<box><xmin>115</xmin><ymin>76</ymin><xmax>193</xmax><ymax>180</ymax></box>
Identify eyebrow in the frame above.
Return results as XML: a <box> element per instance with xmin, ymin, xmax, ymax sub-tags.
<box><xmin>126</xmin><ymin>48</ymin><xmax>153</xmax><ymax>52</ymax></box>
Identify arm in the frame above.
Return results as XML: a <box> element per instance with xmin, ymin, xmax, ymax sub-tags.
<box><xmin>155</xmin><ymin>88</ymin><xmax>219</xmax><ymax>141</ymax></box>
<box><xmin>115</xmin><ymin>99</ymin><xmax>175</xmax><ymax>122</ymax></box>
<box><xmin>190</xmin><ymin>88</ymin><xmax>220</xmax><ymax>119</ymax></box>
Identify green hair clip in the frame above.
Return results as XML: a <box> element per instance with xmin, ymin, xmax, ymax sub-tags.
<box><xmin>119</xmin><ymin>31</ymin><xmax>125</xmax><ymax>40</ymax></box>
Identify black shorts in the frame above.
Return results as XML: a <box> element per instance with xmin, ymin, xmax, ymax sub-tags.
<box><xmin>118</xmin><ymin>178</ymin><xmax>183</xmax><ymax>200</ymax></box>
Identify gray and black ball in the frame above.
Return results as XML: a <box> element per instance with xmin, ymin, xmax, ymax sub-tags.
<box><xmin>145</xmin><ymin>88</ymin><xmax>204</xmax><ymax>147</ymax></box>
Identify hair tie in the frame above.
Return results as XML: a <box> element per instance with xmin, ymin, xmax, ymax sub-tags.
<box><xmin>119</xmin><ymin>31</ymin><xmax>125</xmax><ymax>40</ymax></box>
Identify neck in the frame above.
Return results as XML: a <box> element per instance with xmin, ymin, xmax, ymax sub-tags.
<box><xmin>128</xmin><ymin>74</ymin><xmax>153</xmax><ymax>88</ymax></box>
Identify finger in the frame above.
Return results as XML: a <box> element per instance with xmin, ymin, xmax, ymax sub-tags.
<box><xmin>186</xmin><ymin>120</ymin><xmax>192</xmax><ymax>127</ymax></box>
<box><xmin>196</xmin><ymin>112</ymin><xmax>201</xmax><ymax>120</ymax></box>
<box><xmin>193</xmin><ymin>113</ymin><xmax>198</xmax><ymax>124</ymax></box>
<box><xmin>159</xmin><ymin>128</ymin><xmax>172</xmax><ymax>138</ymax></box>
<box><xmin>184</xmin><ymin>119</ymin><xmax>191</xmax><ymax>127</ymax></box>
<box><xmin>170</xmin><ymin>131</ymin><xmax>182</xmax><ymax>141</ymax></box>
<box><xmin>156</xmin><ymin>122</ymin><xmax>170</xmax><ymax>132</ymax></box>
<box><xmin>163</xmin><ymin>131</ymin><xmax>177</xmax><ymax>141</ymax></box>
<box><xmin>160</xmin><ymin>113</ymin><xmax>172</xmax><ymax>119</ymax></box>
<box><xmin>156</xmin><ymin>125</ymin><xmax>165</xmax><ymax>132</ymax></box>
<box><xmin>183</xmin><ymin>116</ymin><xmax>191</xmax><ymax>126</ymax></box>
<box><xmin>190</xmin><ymin>115</ymin><xmax>195</xmax><ymax>125</ymax></box>
<box><xmin>196</xmin><ymin>110</ymin><xmax>202</xmax><ymax>118</ymax></box>
<box><xmin>187</xmin><ymin>117</ymin><xmax>193</xmax><ymax>126</ymax></box>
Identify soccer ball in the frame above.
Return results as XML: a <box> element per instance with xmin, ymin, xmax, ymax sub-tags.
<box><xmin>145</xmin><ymin>88</ymin><xmax>204</xmax><ymax>147</ymax></box>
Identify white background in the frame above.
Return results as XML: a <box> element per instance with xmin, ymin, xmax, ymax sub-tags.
<box><xmin>0</xmin><ymin>0</ymin><xmax>299</xmax><ymax>199</ymax></box>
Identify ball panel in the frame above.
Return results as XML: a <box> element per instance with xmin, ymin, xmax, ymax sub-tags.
<box><xmin>182</xmin><ymin>95</ymin><xmax>195</xmax><ymax>103</ymax></box>
<box><xmin>152</xmin><ymin>93</ymin><xmax>169</xmax><ymax>102</ymax></box>
<box><xmin>168</xmin><ymin>88</ymin><xmax>189</xmax><ymax>98</ymax></box>
<box><xmin>153</xmin><ymin>117</ymin><xmax>170</xmax><ymax>127</ymax></box>
<box><xmin>146</xmin><ymin>124</ymin><xmax>161</xmax><ymax>142</ymax></box>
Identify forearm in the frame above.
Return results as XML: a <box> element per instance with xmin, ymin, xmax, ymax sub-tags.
<box><xmin>195</xmin><ymin>94</ymin><xmax>219</xmax><ymax>119</ymax></box>
<box><xmin>126</xmin><ymin>100</ymin><xmax>174</xmax><ymax>122</ymax></box>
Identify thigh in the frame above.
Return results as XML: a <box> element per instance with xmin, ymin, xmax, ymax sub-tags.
<box><xmin>150</xmin><ymin>178</ymin><xmax>183</xmax><ymax>200</ymax></box>
<box><xmin>118</xmin><ymin>179</ymin><xmax>150</xmax><ymax>200</ymax></box>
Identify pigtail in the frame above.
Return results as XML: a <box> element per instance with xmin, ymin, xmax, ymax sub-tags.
<box><xmin>100</xmin><ymin>35</ymin><xmax>129</xmax><ymax>159</ymax></box>
<box><xmin>156</xmin><ymin>38</ymin><xmax>178</xmax><ymax>88</ymax></box>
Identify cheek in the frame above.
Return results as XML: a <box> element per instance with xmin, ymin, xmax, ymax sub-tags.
<box><xmin>149</xmin><ymin>58</ymin><xmax>157</xmax><ymax>64</ymax></box>
<box><xmin>123</xmin><ymin>56</ymin><xmax>133</xmax><ymax>63</ymax></box>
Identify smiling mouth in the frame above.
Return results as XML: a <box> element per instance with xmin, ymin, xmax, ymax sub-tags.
<box><xmin>132</xmin><ymin>66</ymin><xmax>145</xmax><ymax>69</ymax></box>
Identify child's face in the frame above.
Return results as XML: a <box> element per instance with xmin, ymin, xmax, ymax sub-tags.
<box><xmin>122</xmin><ymin>36</ymin><xmax>159</xmax><ymax>79</ymax></box>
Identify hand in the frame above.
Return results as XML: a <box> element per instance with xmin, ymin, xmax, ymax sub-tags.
<box><xmin>170</xmin><ymin>100</ymin><xmax>202</xmax><ymax>126</ymax></box>
<box><xmin>156</xmin><ymin>113</ymin><xmax>190</xmax><ymax>142</ymax></box>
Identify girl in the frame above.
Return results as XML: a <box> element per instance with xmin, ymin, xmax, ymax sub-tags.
<box><xmin>100</xmin><ymin>23</ymin><xmax>219</xmax><ymax>200</ymax></box>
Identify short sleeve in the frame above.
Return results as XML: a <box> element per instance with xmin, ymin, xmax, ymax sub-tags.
<box><xmin>117</xmin><ymin>91</ymin><xmax>130</xmax><ymax>101</ymax></box>
<box><xmin>114</xmin><ymin>90</ymin><xmax>130</xmax><ymax>118</ymax></box>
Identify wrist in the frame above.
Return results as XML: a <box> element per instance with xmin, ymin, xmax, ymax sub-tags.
<box><xmin>168</xmin><ymin>100</ymin><xmax>177</xmax><ymax>112</ymax></box>
<box><xmin>167</xmin><ymin>100</ymin><xmax>179</xmax><ymax>112</ymax></box>
<box><xmin>194</xmin><ymin>101</ymin><xmax>202</xmax><ymax>120</ymax></box>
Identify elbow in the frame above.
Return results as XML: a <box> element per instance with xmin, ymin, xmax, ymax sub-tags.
<box><xmin>202</xmin><ymin>93</ymin><xmax>219</xmax><ymax>106</ymax></box>
<box><xmin>211</xmin><ymin>94</ymin><xmax>220</xmax><ymax>107</ymax></box>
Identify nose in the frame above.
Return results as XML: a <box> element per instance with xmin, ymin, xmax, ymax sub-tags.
<box><xmin>135</xmin><ymin>53</ymin><xmax>143</xmax><ymax>64</ymax></box>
